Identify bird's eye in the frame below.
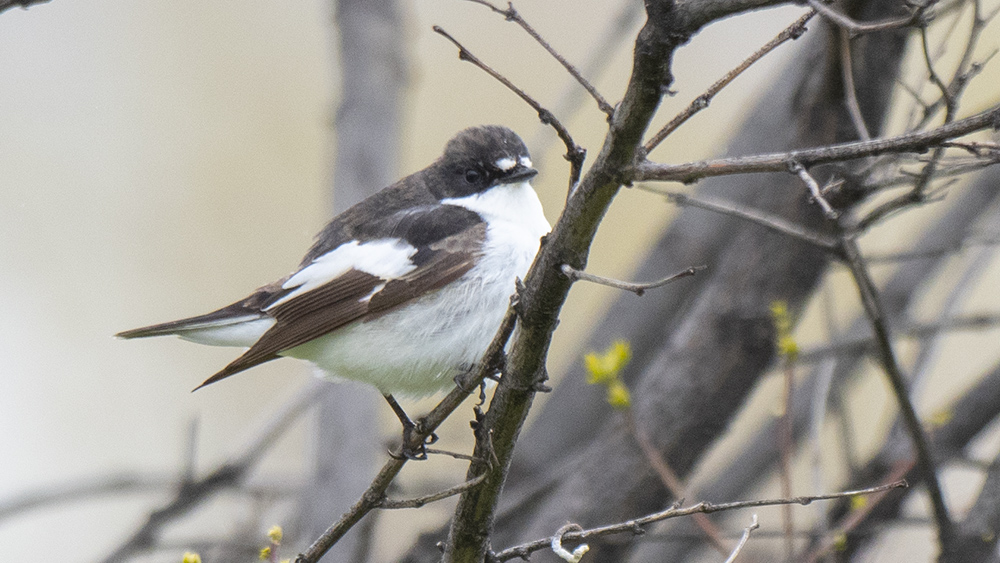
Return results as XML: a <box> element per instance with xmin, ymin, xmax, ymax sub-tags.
<box><xmin>464</xmin><ymin>168</ymin><xmax>482</xmax><ymax>184</ymax></box>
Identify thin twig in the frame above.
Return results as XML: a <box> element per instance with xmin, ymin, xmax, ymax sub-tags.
<box><xmin>561</xmin><ymin>263</ymin><xmax>705</xmax><ymax>296</ymax></box>
<box><xmin>802</xmin><ymin>467</ymin><xmax>913</xmax><ymax>563</ymax></box>
<box><xmin>633</xmin><ymin>102</ymin><xmax>1000</xmax><ymax>183</ymax></box>
<box><xmin>852</xmin><ymin>179</ymin><xmax>949</xmax><ymax>232</ymax></box>
<box><xmin>491</xmin><ymin>481</ymin><xmax>907</xmax><ymax>561</ymax></box>
<box><xmin>839</xmin><ymin>237</ymin><xmax>954</xmax><ymax>546</ymax></box>
<box><xmin>295</xmin><ymin>307</ymin><xmax>517</xmax><ymax>563</ymax></box>
<box><xmin>468</xmin><ymin>0</ymin><xmax>614</xmax><ymax>116</ymax></box>
<box><xmin>378</xmin><ymin>473</ymin><xmax>487</xmax><ymax>509</ymax></box>
<box><xmin>433</xmin><ymin>25</ymin><xmax>587</xmax><ymax>192</ymax></box>
<box><xmin>722</xmin><ymin>515</ymin><xmax>760</xmax><ymax>563</ymax></box>
<box><xmin>529</xmin><ymin>1</ymin><xmax>643</xmax><ymax>158</ymax></box>
<box><xmin>806</xmin><ymin>0</ymin><xmax>924</xmax><ymax>36</ymax></box>
<box><xmin>645</xmin><ymin>188</ymin><xmax>841</xmax><ymax>251</ymax></box>
<box><xmin>789</xmin><ymin>161</ymin><xmax>839</xmax><ymax>219</ymax></box>
<box><xmin>642</xmin><ymin>10</ymin><xmax>815</xmax><ymax>155</ymax></box>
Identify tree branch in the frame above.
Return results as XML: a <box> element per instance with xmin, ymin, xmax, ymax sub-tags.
<box><xmin>492</xmin><ymin>481</ymin><xmax>906</xmax><ymax>561</ymax></box>
<box><xmin>634</xmin><ymin>103</ymin><xmax>1000</xmax><ymax>183</ymax></box>
<box><xmin>560</xmin><ymin>263</ymin><xmax>704</xmax><ymax>296</ymax></box>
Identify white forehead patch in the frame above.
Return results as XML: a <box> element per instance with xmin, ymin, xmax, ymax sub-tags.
<box><xmin>495</xmin><ymin>157</ymin><xmax>517</xmax><ymax>171</ymax></box>
<box><xmin>519</xmin><ymin>156</ymin><xmax>532</xmax><ymax>168</ymax></box>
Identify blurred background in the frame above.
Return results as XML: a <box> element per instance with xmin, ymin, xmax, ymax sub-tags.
<box><xmin>2</xmin><ymin>0</ymin><xmax>999</xmax><ymax>561</ymax></box>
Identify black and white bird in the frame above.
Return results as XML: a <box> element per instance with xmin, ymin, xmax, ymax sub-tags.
<box><xmin>118</xmin><ymin>125</ymin><xmax>550</xmax><ymax>457</ymax></box>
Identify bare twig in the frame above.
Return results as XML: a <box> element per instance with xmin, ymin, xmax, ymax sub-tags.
<box><xmin>379</xmin><ymin>473</ymin><xmax>487</xmax><ymax>509</ymax></box>
<box><xmin>468</xmin><ymin>0</ymin><xmax>614</xmax><ymax>116</ymax></box>
<box><xmin>839</xmin><ymin>237</ymin><xmax>954</xmax><ymax>547</ymax></box>
<box><xmin>789</xmin><ymin>161</ymin><xmax>839</xmax><ymax>219</ymax></box>
<box><xmin>633</xmin><ymin>102</ymin><xmax>1000</xmax><ymax>183</ymax></box>
<box><xmin>433</xmin><ymin>25</ymin><xmax>587</xmax><ymax>191</ymax></box>
<box><xmin>723</xmin><ymin>515</ymin><xmax>760</xmax><ymax>563</ymax></box>
<box><xmin>642</xmin><ymin>10</ymin><xmax>815</xmax><ymax>155</ymax></box>
<box><xmin>491</xmin><ymin>481</ymin><xmax>907</xmax><ymax>561</ymax></box>
<box><xmin>529</xmin><ymin>1</ymin><xmax>643</xmax><ymax>157</ymax></box>
<box><xmin>560</xmin><ymin>263</ymin><xmax>705</xmax><ymax>296</ymax></box>
<box><xmin>852</xmin><ymin>179</ymin><xmax>950</xmax><ymax>232</ymax></box>
<box><xmin>802</xmin><ymin>468</ymin><xmax>913</xmax><ymax>562</ymax></box>
<box><xmin>645</xmin><ymin>188</ymin><xmax>840</xmax><ymax>250</ymax></box>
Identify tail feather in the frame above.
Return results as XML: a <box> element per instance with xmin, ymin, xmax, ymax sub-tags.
<box><xmin>116</xmin><ymin>309</ymin><xmax>263</xmax><ymax>339</ymax></box>
<box><xmin>192</xmin><ymin>351</ymin><xmax>281</xmax><ymax>391</ymax></box>
<box><xmin>116</xmin><ymin>283</ymin><xmax>286</xmax><ymax>339</ymax></box>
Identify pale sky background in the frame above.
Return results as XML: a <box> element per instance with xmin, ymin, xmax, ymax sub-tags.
<box><xmin>2</xmin><ymin>0</ymin><xmax>998</xmax><ymax>561</ymax></box>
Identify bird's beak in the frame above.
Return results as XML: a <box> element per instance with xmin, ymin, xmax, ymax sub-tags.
<box><xmin>504</xmin><ymin>165</ymin><xmax>538</xmax><ymax>183</ymax></box>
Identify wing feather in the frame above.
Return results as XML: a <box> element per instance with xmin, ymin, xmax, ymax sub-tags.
<box><xmin>195</xmin><ymin>221</ymin><xmax>486</xmax><ymax>389</ymax></box>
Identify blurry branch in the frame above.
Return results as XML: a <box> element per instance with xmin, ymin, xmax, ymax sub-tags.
<box><xmin>0</xmin><ymin>0</ymin><xmax>49</xmax><ymax>14</ymax></box>
<box><xmin>806</xmin><ymin>0</ymin><xmax>926</xmax><ymax>36</ymax></box>
<box><xmin>633</xmin><ymin>102</ymin><xmax>1000</xmax><ymax>183</ymax></box>
<box><xmin>433</xmin><ymin>25</ymin><xmax>586</xmax><ymax>192</ymax></box>
<box><xmin>840</xmin><ymin>238</ymin><xmax>954</xmax><ymax>546</ymax></box>
<box><xmin>642</xmin><ymin>9</ymin><xmax>816</xmax><ymax>155</ymax></box>
<box><xmin>644</xmin><ymin>189</ymin><xmax>839</xmax><ymax>250</ymax></box>
<box><xmin>825</xmin><ymin>356</ymin><xmax>1000</xmax><ymax>559</ymax></box>
<box><xmin>940</xmin><ymin>451</ymin><xmax>1000</xmax><ymax>562</ymax></box>
<box><xmin>0</xmin><ymin>472</ymin><xmax>297</xmax><ymax>523</ymax></box>
<box><xmin>101</xmin><ymin>382</ymin><xmax>322</xmax><ymax>563</ymax></box>
<box><xmin>863</xmin><ymin>236</ymin><xmax>1000</xmax><ymax>263</ymax></box>
<box><xmin>0</xmin><ymin>474</ymin><xmax>172</xmax><ymax>521</ymax></box>
<box><xmin>838</xmin><ymin>30</ymin><xmax>872</xmax><ymax>141</ymax></box>
<box><xmin>293</xmin><ymin>309</ymin><xmax>516</xmax><ymax>562</ymax></box>
<box><xmin>560</xmin><ymin>264</ymin><xmax>705</xmax><ymax>296</ymax></box>
<box><xmin>797</xmin><ymin>313</ymin><xmax>1000</xmax><ymax>363</ymax></box>
<box><xmin>624</xmin><ymin>409</ymin><xmax>731</xmax><ymax>556</ymax></box>
<box><xmin>468</xmin><ymin>0</ymin><xmax>615</xmax><ymax>116</ymax></box>
<box><xmin>491</xmin><ymin>481</ymin><xmax>906</xmax><ymax>562</ymax></box>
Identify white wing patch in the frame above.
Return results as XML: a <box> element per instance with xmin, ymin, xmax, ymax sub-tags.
<box><xmin>268</xmin><ymin>239</ymin><xmax>418</xmax><ymax>309</ymax></box>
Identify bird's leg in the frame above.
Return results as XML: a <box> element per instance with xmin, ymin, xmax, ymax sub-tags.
<box><xmin>384</xmin><ymin>394</ymin><xmax>437</xmax><ymax>460</ymax></box>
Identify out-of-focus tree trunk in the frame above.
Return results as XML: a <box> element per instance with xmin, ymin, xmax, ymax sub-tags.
<box><xmin>294</xmin><ymin>1</ymin><xmax>407</xmax><ymax>560</ymax></box>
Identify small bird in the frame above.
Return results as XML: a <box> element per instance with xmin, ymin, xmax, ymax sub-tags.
<box><xmin>118</xmin><ymin>125</ymin><xmax>550</xmax><ymax>458</ymax></box>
